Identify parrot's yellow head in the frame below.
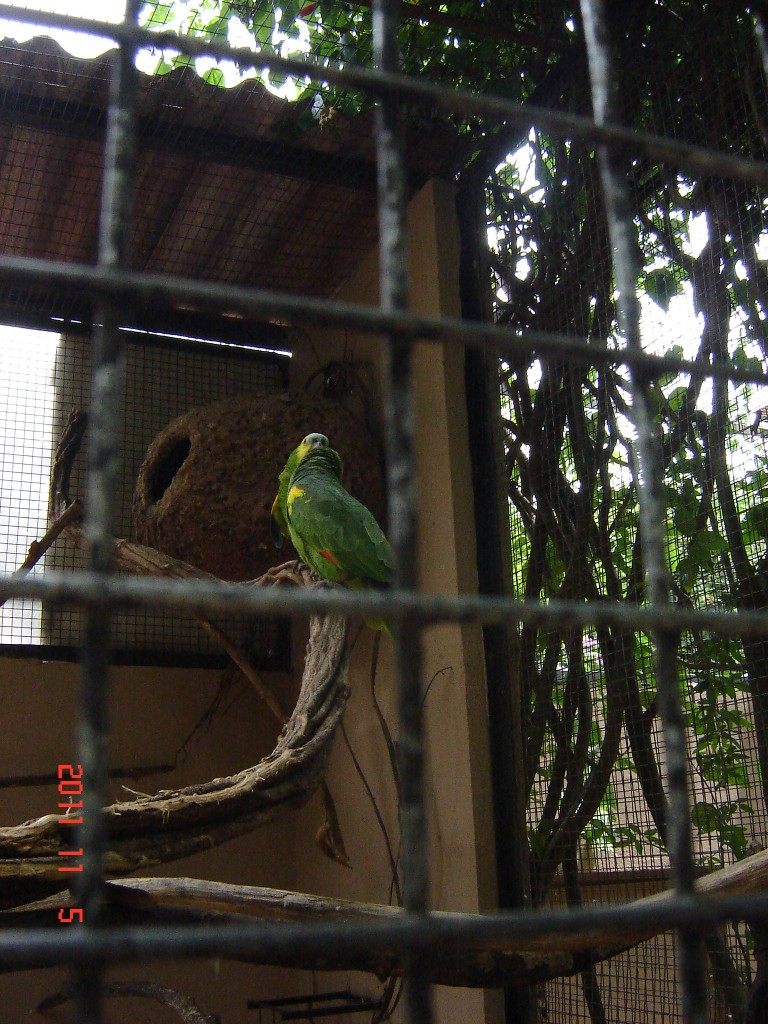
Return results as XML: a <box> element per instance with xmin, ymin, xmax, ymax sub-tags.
<box><xmin>295</xmin><ymin>432</ymin><xmax>329</xmax><ymax>467</ymax></box>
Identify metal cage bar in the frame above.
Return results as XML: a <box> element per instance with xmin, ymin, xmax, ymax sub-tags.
<box><xmin>73</xmin><ymin>3</ymin><xmax>143</xmax><ymax>1020</ymax></box>
<box><xmin>0</xmin><ymin>257</ymin><xmax>764</xmax><ymax>386</ymax></box>
<box><xmin>372</xmin><ymin>0</ymin><xmax>432</xmax><ymax>1019</ymax></box>
<box><xmin>0</xmin><ymin>4</ymin><xmax>763</xmax><ymax>1024</ymax></box>
<box><xmin>579</xmin><ymin>3</ymin><xmax>709</xmax><ymax>1020</ymax></box>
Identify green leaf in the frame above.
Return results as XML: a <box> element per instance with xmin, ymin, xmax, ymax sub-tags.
<box><xmin>691</xmin><ymin>800</ymin><xmax>720</xmax><ymax>833</ymax></box>
<box><xmin>142</xmin><ymin>2</ymin><xmax>173</xmax><ymax>29</ymax></box>
<box><xmin>672</xmin><ymin>502</ymin><xmax>697</xmax><ymax>537</ymax></box>
<box><xmin>611</xmin><ymin>825</ymin><xmax>644</xmax><ymax>852</ymax></box>
<box><xmin>743</xmin><ymin>502</ymin><xmax>768</xmax><ymax>541</ymax></box>
<box><xmin>281</xmin><ymin>0</ymin><xmax>303</xmax><ymax>26</ymax></box>
<box><xmin>732</xmin><ymin>346</ymin><xmax>764</xmax><ymax>375</ymax></box>
<box><xmin>643</xmin><ymin>266</ymin><xmax>683</xmax><ymax>311</ymax></box>
<box><xmin>203</xmin><ymin>67</ymin><xmax>226</xmax><ymax>88</ymax></box>
<box><xmin>667</xmin><ymin>385</ymin><xmax>688</xmax><ymax>414</ymax></box>
<box><xmin>702</xmin><ymin>531</ymin><xmax>728</xmax><ymax>554</ymax></box>
<box><xmin>318</xmin><ymin>1</ymin><xmax>340</xmax><ymax>20</ymax></box>
<box><xmin>658</xmin><ymin>345</ymin><xmax>685</xmax><ymax>387</ymax></box>
<box><xmin>204</xmin><ymin>16</ymin><xmax>230</xmax><ymax>43</ymax></box>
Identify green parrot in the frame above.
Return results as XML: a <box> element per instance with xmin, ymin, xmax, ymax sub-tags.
<box><xmin>271</xmin><ymin>433</ymin><xmax>393</xmax><ymax>630</ymax></box>
<box><xmin>270</xmin><ymin>442</ymin><xmax>301</xmax><ymax>548</ymax></box>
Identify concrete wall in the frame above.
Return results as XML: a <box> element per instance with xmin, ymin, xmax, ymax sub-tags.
<box><xmin>0</xmin><ymin>179</ymin><xmax>500</xmax><ymax>1024</ymax></box>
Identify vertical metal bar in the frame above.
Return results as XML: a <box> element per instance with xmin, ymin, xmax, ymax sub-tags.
<box><xmin>753</xmin><ymin>4</ymin><xmax>768</xmax><ymax>86</ymax></box>
<box><xmin>74</xmin><ymin>3</ymin><xmax>141</xmax><ymax>1022</ymax></box>
<box><xmin>372</xmin><ymin>1</ymin><xmax>431</xmax><ymax>1022</ymax></box>
<box><xmin>458</xmin><ymin>173</ymin><xmax>536</xmax><ymax>1024</ymax></box>
<box><xmin>578</xmin><ymin>3</ymin><xmax>708</xmax><ymax>1023</ymax></box>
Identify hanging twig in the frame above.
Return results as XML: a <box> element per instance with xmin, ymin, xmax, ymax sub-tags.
<box><xmin>0</xmin><ymin>498</ymin><xmax>84</xmax><ymax>613</ymax></box>
<box><xmin>0</xmin><ymin>764</ymin><xmax>174</xmax><ymax>790</ymax></box>
<box><xmin>340</xmin><ymin>720</ymin><xmax>401</xmax><ymax>905</ymax></box>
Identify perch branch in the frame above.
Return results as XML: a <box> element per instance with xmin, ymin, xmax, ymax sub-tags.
<box><xmin>0</xmin><ymin>607</ymin><xmax>348</xmax><ymax>896</ymax></box>
<box><xmin>8</xmin><ymin>848</ymin><xmax>768</xmax><ymax>989</ymax></box>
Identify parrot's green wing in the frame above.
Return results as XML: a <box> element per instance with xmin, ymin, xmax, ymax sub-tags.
<box><xmin>271</xmin><ymin>437</ymin><xmax>319</xmax><ymax>547</ymax></box>
<box><xmin>286</xmin><ymin>467</ymin><xmax>393</xmax><ymax>586</ymax></box>
<box><xmin>270</xmin><ymin>453</ymin><xmax>298</xmax><ymax>547</ymax></box>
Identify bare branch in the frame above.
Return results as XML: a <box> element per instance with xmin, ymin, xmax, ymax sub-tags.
<box><xmin>9</xmin><ymin>850</ymin><xmax>768</xmax><ymax>989</ymax></box>
<box><xmin>38</xmin><ymin>980</ymin><xmax>219</xmax><ymax>1023</ymax></box>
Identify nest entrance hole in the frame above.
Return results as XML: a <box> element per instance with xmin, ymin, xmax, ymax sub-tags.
<box><xmin>148</xmin><ymin>436</ymin><xmax>191</xmax><ymax>504</ymax></box>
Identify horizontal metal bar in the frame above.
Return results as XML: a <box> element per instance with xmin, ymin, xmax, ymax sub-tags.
<box><xmin>248</xmin><ymin>991</ymin><xmax>361</xmax><ymax>1009</ymax></box>
<box><xmin>2</xmin><ymin>570</ymin><xmax>768</xmax><ymax>639</ymax></box>
<box><xmin>280</xmin><ymin>1001</ymin><xmax>382</xmax><ymax>1020</ymax></box>
<box><xmin>0</xmin><ymin>256</ymin><xmax>765</xmax><ymax>387</ymax></box>
<box><xmin>0</xmin><ymin>5</ymin><xmax>764</xmax><ymax>189</ymax></box>
<box><xmin>3</xmin><ymin>892</ymin><xmax>768</xmax><ymax>970</ymax></box>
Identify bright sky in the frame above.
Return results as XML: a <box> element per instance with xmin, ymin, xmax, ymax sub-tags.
<box><xmin>0</xmin><ymin>0</ymin><xmax>126</xmax><ymax>57</ymax></box>
<box><xmin>0</xmin><ymin>0</ymin><xmax>311</xmax><ymax>95</ymax></box>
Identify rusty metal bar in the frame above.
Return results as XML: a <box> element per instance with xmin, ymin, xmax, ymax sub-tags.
<box><xmin>73</xmin><ymin>1</ymin><xmax>141</xmax><ymax>1021</ymax></box>
<box><xmin>579</xmin><ymin>2</ymin><xmax>708</xmax><ymax>1022</ymax></box>
<box><xmin>3</xmin><ymin>890</ymin><xmax>768</xmax><ymax>968</ymax></box>
<box><xmin>0</xmin><ymin>256</ymin><xmax>765</xmax><ymax>385</ymax></box>
<box><xmin>373</xmin><ymin>0</ymin><xmax>432</xmax><ymax>1019</ymax></box>
<box><xmin>8</xmin><ymin>570</ymin><xmax>768</xmax><ymax>639</ymax></box>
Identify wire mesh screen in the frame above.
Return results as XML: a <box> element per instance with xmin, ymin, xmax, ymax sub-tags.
<box><xmin>0</xmin><ymin>324</ymin><xmax>289</xmax><ymax>663</ymax></box>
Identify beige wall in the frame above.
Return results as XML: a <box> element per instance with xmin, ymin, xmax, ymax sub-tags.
<box><xmin>0</xmin><ymin>660</ymin><xmax>307</xmax><ymax>1023</ymax></box>
<box><xmin>291</xmin><ymin>178</ymin><xmax>501</xmax><ymax>1024</ymax></box>
<box><xmin>0</xmin><ymin>179</ymin><xmax>500</xmax><ymax>1024</ymax></box>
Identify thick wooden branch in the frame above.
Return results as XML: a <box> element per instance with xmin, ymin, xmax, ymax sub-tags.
<box><xmin>6</xmin><ymin>849</ymin><xmax>768</xmax><ymax>988</ymax></box>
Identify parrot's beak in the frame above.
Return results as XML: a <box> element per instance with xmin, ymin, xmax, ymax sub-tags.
<box><xmin>270</xmin><ymin>494</ymin><xmax>284</xmax><ymax>548</ymax></box>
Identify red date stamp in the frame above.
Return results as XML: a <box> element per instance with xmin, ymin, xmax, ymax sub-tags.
<box><xmin>57</xmin><ymin>764</ymin><xmax>84</xmax><ymax>924</ymax></box>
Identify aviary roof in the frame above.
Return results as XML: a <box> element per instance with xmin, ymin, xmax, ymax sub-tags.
<box><xmin>0</xmin><ymin>35</ymin><xmax>460</xmax><ymax>334</ymax></box>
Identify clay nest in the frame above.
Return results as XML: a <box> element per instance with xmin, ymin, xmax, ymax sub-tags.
<box><xmin>133</xmin><ymin>392</ymin><xmax>386</xmax><ymax>581</ymax></box>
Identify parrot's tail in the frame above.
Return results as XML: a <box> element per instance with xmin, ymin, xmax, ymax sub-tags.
<box><xmin>364</xmin><ymin>615</ymin><xmax>392</xmax><ymax>638</ymax></box>
<box><xmin>346</xmin><ymin>578</ymin><xmax>392</xmax><ymax>638</ymax></box>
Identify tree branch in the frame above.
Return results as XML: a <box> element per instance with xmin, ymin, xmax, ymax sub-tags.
<box><xmin>7</xmin><ymin>849</ymin><xmax>768</xmax><ymax>989</ymax></box>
